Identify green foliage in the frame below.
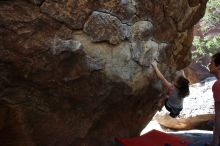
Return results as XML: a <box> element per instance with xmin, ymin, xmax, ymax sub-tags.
<box><xmin>200</xmin><ymin>0</ymin><xmax>220</xmax><ymax>32</ymax></box>
<box><xmin>192</xmin><ymin>35</ymin><xmax>220</xmax><ymax>62</ymax></box>
<box><xmin>192</xmin><ymin>0</ymin><xmax>220</xmax><ymax>63</ymax></box>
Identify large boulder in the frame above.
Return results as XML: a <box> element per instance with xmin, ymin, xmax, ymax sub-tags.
<box><xmin>184</xmin><ymin>60</ymin><xmax>211</xmax><ymax>84</ymax></box>
<box><xmin>0</xmin><ymin>0</ymin><xmax>208</xmax><ymax>146</ymax></box>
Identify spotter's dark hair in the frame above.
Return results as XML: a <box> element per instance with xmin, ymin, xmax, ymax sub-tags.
<box><xmin>176</xmin><ymin>76</ymin><xmax>190</xmax><ymax>98</ymax></box>
<box><xmin>212</xmin><ymin>52</ymin><xmax>220</xmax><ymax>67</ymax></box>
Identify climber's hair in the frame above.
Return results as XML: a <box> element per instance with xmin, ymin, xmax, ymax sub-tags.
<box><xmin>176</xmin><ymin>76</ymin><xmax>190</xmax><ymax>98</ymax></box>
<box><xmin>212</xmin><ymin>52</ymin><xmax>220</xmax><ymax>67</ymax></box>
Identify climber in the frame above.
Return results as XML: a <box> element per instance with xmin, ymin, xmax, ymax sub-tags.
<box><xmin>151</xmin><ymin>61</ymin><xmax>190</xmax><ymax>118</ymax></box>
<box><xmin>207</xmin><ymin>52</ymin><xmax>220</xmax><ymax>146</ymax></box>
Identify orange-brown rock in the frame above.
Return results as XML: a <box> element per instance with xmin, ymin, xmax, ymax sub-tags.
<box><xmin>0</xmin><ymin>0</ymin><xmax>208</xmax><ymax>146</ymax></box>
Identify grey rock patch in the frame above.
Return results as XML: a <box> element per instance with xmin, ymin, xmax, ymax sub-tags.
<box><xmin>50</xmin><ymin>38</ymin><xmax>83</xmax><ymax>55</ymax></box>
<box><xmin>83</xmin><ymin>11</ymin><xmax>130</xmax><ymax>45</ymax></box>
<box><xmin>131</xmin><ymin>21</ymin><xmax>153</xmax><ymax>41</ymax></box>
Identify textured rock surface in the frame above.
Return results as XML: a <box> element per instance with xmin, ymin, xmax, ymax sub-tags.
<box><xmin>0</xmin><ymin>0</ymin><xmax>207</xmax><ymax>146</ymax></box>
<box><xmin>184</xmin><ymin>61</ymin><xmax>211</xmax><ymax>84</ymax></box>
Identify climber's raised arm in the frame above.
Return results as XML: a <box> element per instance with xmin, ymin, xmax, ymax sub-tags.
<box><xmin>151</xmin><ymin>61</ymin><xmax>173</xmax><ymax>91</ymax></box>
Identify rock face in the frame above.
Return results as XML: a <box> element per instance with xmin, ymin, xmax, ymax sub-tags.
<box><xmin>0</xmin><ymin>0</ymin><xmax>207</xmax><ymax>146</ymax></box>
<box><xmin>184</xmin><ymin>60</ymin><xmax>211</xmax><ymax>84</ymax></box>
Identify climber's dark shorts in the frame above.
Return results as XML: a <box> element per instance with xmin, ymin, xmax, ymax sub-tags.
<box><xmin>164</xmin><ymin>99</ymin><xmax>182</xmax><ymax>118</ymax></box>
